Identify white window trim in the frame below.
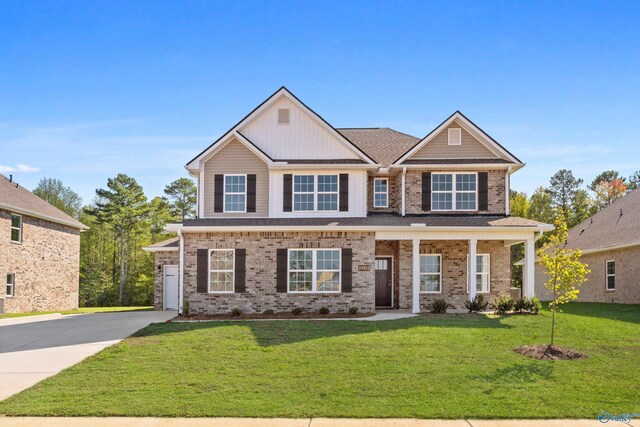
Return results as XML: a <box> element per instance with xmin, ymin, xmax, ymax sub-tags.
<box><xmin>6</xmin><ymin>273</ymin><xmax>14</xmax><ymax>297</ymax></box>
<box><xmin>431</xmin><ymin>172</ymin><xmax>478</xmax><ymax>212</ymax></box>
<box><xmin>10</xmin><ymin>213</ymin><xmax>22</xmax><ymax>243</ymax></box>
<box><xmin>292</xmin><ymin>174</ymin><xmax>339</xmax><ymax>213</ymax></box>
<box><xmin>373</xmin><ymin>178</ymin><xmax>389</xmax><ymax>208</ymax></box>
<box><xmin>223</xmin><ymin>174</ymin><xmax>247</xmax><ymax>213</ymax></box>
<box><xmin>467</xmin><ymin>253</ymin><xmax>491</xmax><ymax>293</ymax></box>
<box><xmin>208</xmin><ymin>249</ymin><xmax>235</xmax><ymax>294</ymax></box>
<box><xmin>448</xmin><ymin>128</ymin><xmax>462</xmax><ymax>145</ymax></box>
<box><xmin>605</xmin><ymin>260</ymin><xmax>616</xmax><ymax>291</ymax></box>
<box><xmin>277</xmin><ymin>108</ymin><xmax>290</xmax><ymax>125</ymax></box>
<box><xmin>419</xmin><ymin>254</ymin><xmax>442</xmax><ymax>294</ymax></box>
<box><xmin>287</xmin><ymin>248</ymin><xmax>341</xmax><ymax>293</ymax></box>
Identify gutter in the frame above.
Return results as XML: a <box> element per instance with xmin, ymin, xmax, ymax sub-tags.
<box><xmin>0</xmin><ymin>202</ymin><xmax>89</xmax><ymax>230</ymax></box>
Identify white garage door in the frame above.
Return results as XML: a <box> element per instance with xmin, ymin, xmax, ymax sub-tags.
<box><xmin>163</xmin><ymin>265</ymin><xmax>179</xmax><ymax>311</ymax></box>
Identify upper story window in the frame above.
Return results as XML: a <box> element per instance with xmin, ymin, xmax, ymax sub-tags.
<box><xmin>10</xmin><ymin>214</ymin><xmax>22</xmax><ymax>243</ymax></box>
<box><xmin>432</xmin><ymin>173</ymin><xmax>477</xmax><ymax>211</ymax></box>
<box><xmin>373</xmin><ymin>178</ymin><xmax>388</xmax><ymax>208</ymax></box>
<box><xmin>278</xmin><ymin>108</ymin><xmax>290</xmax><ymax>124</ymax></box>
<box><xmin>448</xmin><ymin>128</ymin><xmax>462</xmax><ymax>145</ymax></box>
<box><xmin>606</xmin><ymin>260</ymin><xmax>615</xmax><ymax>291</ymax></box>
<box><xmin>288</xmin><ymin>249</ymin><xmax>340</xmax><ymax>293</ymax></box>
<box><xmin>6</xmin><ymin>273</ymin><xmax>14</xmax><ymax>297</ymax></box>
<box><xmin>209</xmin><ymin>249</ymin><xmax>235</xmax><ymax>293</ymax></box>
<box><xmin>224</xmin><ymin>175</ymin><xmax>246</xmax><ymax>212</ymax></box>
<box><xmin>293</xmin><ymin>174</ymin><xmax>338</xmax><ymax>212</ymax></box>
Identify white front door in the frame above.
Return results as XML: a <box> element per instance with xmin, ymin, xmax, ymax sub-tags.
<box><xmin>163</xmin><ymin>265</ymin><xmax>179</xmax><ymax>311</ymax></box>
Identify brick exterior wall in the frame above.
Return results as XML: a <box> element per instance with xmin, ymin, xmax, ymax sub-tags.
<box><xmin>367</xmin><ymin>175</ymin><xmax>400</xmax><ymax>213</ymax></box>
<box><xmin>535</xmin><ymin>246</ymin><xmax>640</xmax><ymax>304</ymax></box>
<box><xmin>180</xmin><ymin>231</ymin><xmax>376</xmax><ymax>315</ymax></box>
<box><xmin>404</xmin><ymin>170</ymin><xmax>507</xmax><ymax>215</ymax></box>
<box><xmin>153</xmin><ymin>251</ymin><xmax>180</xmax><ymax>310</ymax></box>
<box><xmin>0</xmin><ymin>209</ymin><xmax>80</xmax><ymax>313</ymax></box>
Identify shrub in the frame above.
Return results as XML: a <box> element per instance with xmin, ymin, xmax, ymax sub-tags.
<box><xmin>262</xmin><ymin>309</ymin><xmax>274</xmax><ymax>315</ymax></box>
<box><xmin>494</xmin><ymin>296</ymin><xmax>515</xmax><ymax>314</ymax></box>
<box><xmin>230</xmin><ymin>308</ymin><xmax>242</xmax><ymax>317</ymax></box>
<box><xmin>465</xmin><ymin>294</ymin><xmax>489</xmax><ymax>313</ymax></box>
<box><xmin>291</xmin><ymin>307</ymin><xmax>303</xmax><ymax>315</ymax></box>
<box><xmin>525</xmin><ymin>296</ymin><xmax>542</xmax><ymax>314</ymax></box>
<box><xmin>514</xmin><ymin>297</ymin><xmax>527</xmax><ymax>313</ymax></box>
<box><xmin>318</xmin><ymin>306</ymin><xmax>330</xmax><ymax>315</ymax></box>
<box><xmin>182</xmin><ymin>299</ymin><xmax>190</xmax><ymax>316</ymax></box>
<box><xmin>429</xmin><ymin>298</ymin><xmax>449</xmax><ymax>314</ymax></box>
<box><xmin>348</xmin><ymin>307</ymin><xmax>359</xmax><ymax>315</ymax></box>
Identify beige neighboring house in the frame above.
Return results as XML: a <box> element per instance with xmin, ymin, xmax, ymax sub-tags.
<box><xmin>535</xmin><ymin>188</ymin><xmax>640</xmax><ymax>304</ymax></box>
<box><xmin>0</xmin><ymin>174</ymin><xmax>87</xmax><ymax>313</ymax></box>
<box><xmin>144</xmin><ymin>87</ymin><xmax>552</xmax><ymax>315</ymax></box>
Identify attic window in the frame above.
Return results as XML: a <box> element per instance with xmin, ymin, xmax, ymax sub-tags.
<box><xmin>448</xmin><ymin>128</ymin><xmax>462</xmax><ymax>145</ymax></box>
<box><xmin>278</xmin><ymin>108</ymin><xmax>290</xmax><ymax>125</ymax></box>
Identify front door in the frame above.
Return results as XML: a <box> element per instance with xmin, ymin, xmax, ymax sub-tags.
<box><xmin>163</xmin><ymin>265</ymin><xmax>179</xmax><ymax>311</ymax></box>
<box><xmin>375</xmin><ymin>257</ymin><xmax>392</xmax><ymax>307</ymax></box>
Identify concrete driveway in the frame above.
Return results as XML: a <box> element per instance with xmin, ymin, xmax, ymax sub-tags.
<box><xmin>0</xmin><ymin>311</ymin><xmax>175</xmax><ymax>401</ymax></box>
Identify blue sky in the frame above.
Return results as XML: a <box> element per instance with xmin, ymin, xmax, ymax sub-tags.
<box><xmin>1</xmin><ymin>1</ymin><xmax>639</xmax><ymax>204</ymax></box>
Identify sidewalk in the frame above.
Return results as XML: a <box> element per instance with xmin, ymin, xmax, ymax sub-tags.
<box><xmin>0</xmin><ymin>418</ymin><xmax>620</xmax><ymax>426</ymax></box>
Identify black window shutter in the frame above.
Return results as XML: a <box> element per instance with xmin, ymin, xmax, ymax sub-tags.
<box><xmin>341</xmin><ymin>248</ymin><xmax>353</xmax><ymax>292</ymax></box>
<box><xmin>283</xmin><ymin>174</ymin><xmax>292</xmax><ymax>212</ymax></box>
<box><xmin>339</xmin><ymin>173</ymin><xmax>349</xmax><ymax>212</ymax></box>
<box><xmin>234</xmin><ymin>249</ymin><xmax>246</xmax><ymax>293</ymax></box>
<box><xmin>276</xmin><ymin>249</ymin><xmax>288</xmax><ymax>292</ymax></box>
<box><xmin>478</xmin><ymin>172</ymin><xmax>488</xmax><ymax>211</ymax></box>
<box><xmin>421</xmin><ymin>172</ymin><xmax>431</xmax><ymax>211</ymax></box>
<box><xmin>197</xmin><ymin>249</ymin><xmax>209</xmax><ymax>293</ymax></box>
<box><xmin>214</xmin><ymin>174</ymin><xmax>224</xmax><ymax>213</ymax></box>
<box><xmin>247</xmin><ymin>174</ymin><xmax>256</xmax><ymax>213</ymax></box>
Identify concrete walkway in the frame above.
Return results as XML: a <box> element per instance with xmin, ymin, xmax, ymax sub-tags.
<box><xmin>0</xmin><ymin>417</ymin><xmax>618</xmax><ymax>426</ymax></box>
<box><xmin>0</xmin><ymin>311</ymin><xmax>175</xmax><ymax>401</ymax></box>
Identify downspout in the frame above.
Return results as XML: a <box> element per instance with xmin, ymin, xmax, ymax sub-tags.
<box><xmin>401</xmin><ymin>166</ymin><xmax>407</xmax><ymax>217</ymax></box>
<box><xmin>177</xmin><ymin>228</ymin><xmax>184</xmax><ymax>315</ymax></box>
<box><xmin>506</xmin><ymin>166</ymin><xmax>512</xmax><ymax>215</ymax></box>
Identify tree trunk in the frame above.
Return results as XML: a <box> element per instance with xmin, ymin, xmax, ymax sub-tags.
<box><xmin>551</xmin><ymin>256</ymin><xmax>559</xmax><ymax>346</ymax></box>
<box><xmin>119</xmin><ymin>228</ymin><xmax>125</xmax><ymax>306</ymax></box>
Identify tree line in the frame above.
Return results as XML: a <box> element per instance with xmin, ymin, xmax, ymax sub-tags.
<box><xmin>33</xmin><ymin>175</ymin><xmax>196</xmax><ymax>307</ymax></box>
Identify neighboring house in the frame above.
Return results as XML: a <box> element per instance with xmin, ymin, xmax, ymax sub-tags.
<box><xmin>535</xmin><ymin>188</ymin><xmax>640</xmax><ymax>304</ymax></box>
<box><xmin>144</xmin><ymin>87</ymin><xmax>552</xmax><ymax>314</ymax></box>
<box><xmin>0</xmin><ymin>174</ymin><xmax>87</xmax><ymax>313</ymax></box>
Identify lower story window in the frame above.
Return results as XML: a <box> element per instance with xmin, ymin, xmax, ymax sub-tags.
<box><xmin>606</xmin><ymin>260</ymin><xmax>615</xmax><ymax>290</ymax></box>
<box><xmin>468</xmin><ymin>254</ymin><xmax>490</xmax><ymax>293</ymax></box>
<box><xmin>288</xmin><ymin>249</ymin><xmax>340</xmax><ymax>292</ymax></box>
<box><xmin>420</xmin><ymin>254</ymin><xmax>441</xmax><ymax>293</ymax></box>
<box><xmin>6</xmin><ymin>273</ymin><xmax>14</xmax><ymax>297</ymax></box>
<box><xmin>209</xmin><ymin>249</ymin><xmax>234</xmax><ymax>293</ymax></box>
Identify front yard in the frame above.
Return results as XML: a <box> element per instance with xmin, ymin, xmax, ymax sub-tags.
<box><xmin>0</xmin><ymin>303</ymin><xmax>638</xmax><ymax>418</ymax></box>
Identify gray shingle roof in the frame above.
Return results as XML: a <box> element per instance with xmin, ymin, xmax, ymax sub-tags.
<box><xmin>0</xmin><ymin>174</ymin><xmax>87</xmax><ymax>229</ymax></box>
<box><xmin>567</xmin><ymin>188</ymin><xmax>640</xmax><ymax>251</ymax></box>
<box><xmin>143</xmin><ymin>237</ymin><xmax>179</xmax><ymax>251</ymax></box>
<box><xmin>337</xmin><ymin>128</ymin><xmax>420</xmax><ymax>167</ymax></box>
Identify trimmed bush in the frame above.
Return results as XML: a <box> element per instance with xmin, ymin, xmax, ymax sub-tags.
<box><xmin>348</xmin><ymin>307</ymin><xmax>359</xmax><ymax>315</ymax></box>
<box><xmin>291</xmin><ymin>307</ymin><xmax>303</xmax><ymax>315</ymax></box>
<box><xmin>494</xmin><ymin>296</ymin><xmax>515</xmax><ymax>314</ymax></box>
<box><xmin>429</xmin><ymin>298</ymin><xmax>449</xmax><ymax>314</ymax></box>
<box><xmin>525</xmin><ymin>296</ymin><xmax>542</xmax><ymax>314</ymax></box>
<box><xmin>262</xmin><ymin>309</ymin><xmax>275</xmax><ymax>315</ymax></box>
<box><xmin>230</xmin><ymin>308</ymin><xmax>242</xmax><ymax>317</ymax></box>
<box><xmin>318</xmin><ymin>306</ymin><xmax>330</xmax><ymax>315</ymax></box>
<box><xmin>514</xmin><ymin>297</ymin><xmax>527</xmax><ymax>313</ymax></box>
<box><xmin>465</xmin><ymin>294</ymin><xmax>489</xmax><ymax>313</ymax></box>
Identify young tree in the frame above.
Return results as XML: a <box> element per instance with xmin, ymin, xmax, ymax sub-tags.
<box><xmin>33</xmin><ymin>178</ymin><xmax>83</xmax><ymax>218</ymax></box>
<box><xmin>588</xmin><ymin>170</ymin><xmax>625</xmax><ymax>192</ymax></box>
<box><xmin>164</xmin><ymin>178</ymin><xmax>197</xmax><ymax>221</ymax></box>
<box><xmin>537</xmin><ymin>215</ymin><xmax>590</xmax><ymax>346</ymax></box>
<box><xmin>627</xmin><ymin>170</ymin><xmax>640</xmax><ymax>190</ymax></box>
<box><xmin>593</xmin><ymin>178</ymin><xmax>627</xmax><ymax>209</ymax></box>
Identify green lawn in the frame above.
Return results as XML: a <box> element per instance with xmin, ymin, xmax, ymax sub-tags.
<box><xmin>0</xmin><ymin>306</ymin><xmax>152</xmax><ymax>319</ymax></box>
<box><xmin>0</xmin><ymin>303</ymin><xmax>638</xmax><ymax>418</ymax></box>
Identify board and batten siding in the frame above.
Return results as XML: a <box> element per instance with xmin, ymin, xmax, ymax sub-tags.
<box><xmin>241</xmin><ymin>96</ymin><xmax>360</xmax><ymax>160</ymax></box>
<box><xmin>410</xmin><ymin>122</ymin><xmax>499</xmax><ymax>159</ymax></box>
<box><xmin>269</xmin><ymin>170</ymin><xmax>368</xmax><ymax>217</ymax></box>
<box><xmin>202</xmin><ymin>139</ymin><xmax>269</xmax><ymax>217</ymax></box>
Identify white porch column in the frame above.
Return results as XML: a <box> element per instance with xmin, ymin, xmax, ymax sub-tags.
<box><xmin>523</xmin><ymin>238</ymin><xmax>535</xmax><ymax>298</ymax></box>
<box><xmin>468</xmin><ymin>238</ymin><xmax>477</xmax><ymax>301</ymax></box>
<box><xmin>412</xmin><ymin>238</ymin><xmax>420</xmax><ymax>313</ymax></box>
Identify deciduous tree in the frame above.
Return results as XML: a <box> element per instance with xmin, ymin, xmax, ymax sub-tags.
<box><xmin>33</xmin><ymin>178</ymin><xmax>82</xmax><ymax>218</ymax></box>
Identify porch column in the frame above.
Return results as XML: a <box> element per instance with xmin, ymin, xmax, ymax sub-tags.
<box><xmin>412</xmin><ymin>238</ymin><xmax>420</xmax><ymax>313</ymax></box>
<box><xmin>468</xmin><ymin>238</ymin><xmax>477</xmax><ymax>301</ymax></box>
<box><xmin>523</xmin><ymin>238</ymin><xmax>535</xmax><ymax>298</ymax></box>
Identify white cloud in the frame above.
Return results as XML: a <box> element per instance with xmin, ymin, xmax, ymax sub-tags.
<box><xmin>0</xmin><ymin>163</ymin><xmax>41</xmax><ymax>173</ymax></box>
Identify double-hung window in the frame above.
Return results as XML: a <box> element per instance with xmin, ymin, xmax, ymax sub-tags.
<box><xmin>468</xmin><ymin>254</ymin><xmax>490</xmax><ymax>293</ymax></box>
<box><xmin>373</xmin><ymin>178</ymin><xmax>388</xmax><ymax>208</ymax></box>
<box><xmin>10</xmin><ymin>214</ymin><xmax>22</xmax><ymax>243</ymax></box>
<box><xmin>288</xmin><ymin>249</ymin><xmax>340</xmax><ymax>292</ymax></box>
<box><xmin>431</xmin><ymin>173</ymin><xmax>477</xmax><ymax>211</ymax></box>
<box><xmin>606</xmin><ymin>260</ymin><xmax>615</xmax><ymax>291</ymax></box>
<box><xmin>419</xmin><ymin>254</ymin><xmax>441</xmax><ymax>293</ymax></box>
<box><xmin>209</xmin><ymin>249</ymin><xmax>234</xmax><ymax>293</ymax></box>
<box><xmin>224</xmin><ymin>175</ymin><xmax>246</xmax><ymax>212</ymax></box>
<box><xmin>6</xmin><ymin>273</ymin><xmax>14</xmax><ymax>297</ymax></box>
<box><xmin>293</xmin><ymin>174</ymin><xmax>338</xmax><ymax>212</ymax></box>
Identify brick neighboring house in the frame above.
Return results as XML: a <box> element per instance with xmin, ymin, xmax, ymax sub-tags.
<box><xmin>144</xmin><ymin>87</ymin><xmax>552</xmax><ymax>314</ymax></box>
<box><xmin>535</xmin><ymin>188</ymin><xmax>640</xmax><ymax>304</ymax></box>
<box><xmin>0</xmin><ymin>174</ymin><xmax>87</xmax><ymax>313</ymax></box>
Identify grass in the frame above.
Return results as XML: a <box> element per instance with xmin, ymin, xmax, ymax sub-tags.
<box><xmin>0</xmin><ymin>302</ymin><xmax>638</xmax><ymax>418</ymax></box>
<box><xmin>0</xmin><ymin>306</ymin><xmax>153</xmax><ymax>319</ymax></box>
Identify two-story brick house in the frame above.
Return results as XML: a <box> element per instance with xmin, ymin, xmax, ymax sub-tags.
<box><xmin>145</xmin><ymin>87</ymin><xmax>552</xmax><ymax>314</ymax></box>
<box><xmin>0</xmin><ymin>174</ymin><xmax>87</xmax><ymax>313</ymax></box>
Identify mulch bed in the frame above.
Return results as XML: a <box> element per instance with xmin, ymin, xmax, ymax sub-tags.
<box><xmin>514</xmin><ymin>344</ymin><xmax>587</xmax><ymax>360</ymax></box>
<box><xmin>178</xmin><ymin>312</ymin><xmax>375</xmax><ymax>321</ymax></box>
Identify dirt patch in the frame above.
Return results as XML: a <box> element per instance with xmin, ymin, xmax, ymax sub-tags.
<box><xmin>514</xmin><ymin>344</ymin><xmax>587</xmax><ymax>360</ymax></box>
<box><xmin>179</xmin><ymin>312</ymin><xmax>375</xmax><ymax>321</ymax></box>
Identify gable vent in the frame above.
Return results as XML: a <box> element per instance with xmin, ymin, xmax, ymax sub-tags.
<box><xmin>278</xmin><ymin>108</ymin><xmax>290</xmax><ymax>124</ymax></box>
<box><xmin>448</xmin><ymin>128</ymin><xmax>462</xmax><ymax>145</ymax></box>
